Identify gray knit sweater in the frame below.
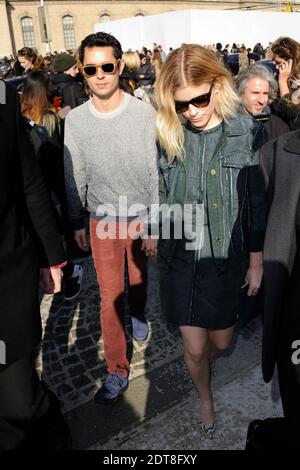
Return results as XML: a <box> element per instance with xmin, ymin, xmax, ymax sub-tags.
<box><xmin>64</xmin><ymin>93</ymin><xmax>158</xmax><ymax>228</ymax></box>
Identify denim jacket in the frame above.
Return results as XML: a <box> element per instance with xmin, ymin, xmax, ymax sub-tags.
<box><xmin>158</xmin><ymin>113</ymin><xmax>267</xmax><ymax>270</ymax></box>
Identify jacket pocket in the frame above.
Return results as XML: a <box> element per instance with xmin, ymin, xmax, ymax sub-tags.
<box><xmin>220</xmin><ymin>151</ymin><xmax>249</xmax><ymax>169</ymax></box>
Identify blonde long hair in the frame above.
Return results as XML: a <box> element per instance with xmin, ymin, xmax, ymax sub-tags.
<box><xmin>156</xmin><ymin>44</ymin><xmax>239</xmax><ymax>162</ymax></box>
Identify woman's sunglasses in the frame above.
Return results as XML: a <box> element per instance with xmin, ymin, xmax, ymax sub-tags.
<box><xmin>279</xmin><ymin>40</ymin><xmax>290</xmax><ymax>50</ymax></box>
<box><xmin>175</xmin><ymin>81</ymin><xmax>215</xmax><ymax>114</ymax></box>
<box><xmin>18</xmin><ymin>48</ymin><xmax>34</xmax><ymax>57</ymax></box>
<box><xmin>81</xmin><ymin>61</ymin><xmax>119</xmax><ymax>77</ymax></box>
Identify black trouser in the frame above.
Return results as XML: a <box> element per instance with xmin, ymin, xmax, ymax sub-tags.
<box><xmin>0</xmin><ymin>355</ymin><xmax>69</xmax><ymax>450</ymax></box>
<box><xmin>246</xmin><ymin>260</ymin><xmax>300</xmax><ymax>450</ymax></box>
<box><xmin>277</xmin><ymin>260</ymin><xmax>300</xmax><ymax>428</ymax></box>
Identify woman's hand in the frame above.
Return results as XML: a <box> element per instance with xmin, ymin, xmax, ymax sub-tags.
<box><xmin>141</xmin><ymin>237</ymin><xmax>157</xmax><ymax>258</ymax></box>
<box><xmin>245</xmin><ymin>251</ymin><xmax>263</xmax><ymax>297</ymax></box>
<box><xmin>278</xmin><ymin>58</ymin><xmax>293</xmax><ymax>97</ymax></box>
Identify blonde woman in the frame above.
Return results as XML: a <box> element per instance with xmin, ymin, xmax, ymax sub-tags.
<box><xmin>156</xmin><ymin>44</ymin><xmax>266</xmax><ymax>438</ymax></box>
<box><xmin>122</xmin><ymin>50</ymin><xmax>140</xmax><ymax>92</ymax></box>
<box><xmin>151</xmin><ymin>49</ymin><xmax>163</xmax><ymax>84</ymax></box>
<box><xmin>121</xmin><ymin>50</ymin><xmax>152</xmax><ymax>105</ymax></box>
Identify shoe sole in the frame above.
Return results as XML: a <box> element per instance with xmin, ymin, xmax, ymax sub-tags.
<box><xmin>133</xmin><ymin>332</ymin><xmax>149</xmax><ymax>342</ymax></box>
<box><xmin>94</xmin><ymin>385</ymin><xmax>129</xmax><ymax>405</ymax></box>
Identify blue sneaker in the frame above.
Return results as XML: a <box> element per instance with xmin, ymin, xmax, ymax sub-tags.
<box><xmin>132</xmin><ymin>315</ymin><xmax>149</xmax><ymax>341</ymax></box>
<box><xmin>94</xmin><ymin>373</ymin><xmax>128</xmax><ymax>403</ymax></box>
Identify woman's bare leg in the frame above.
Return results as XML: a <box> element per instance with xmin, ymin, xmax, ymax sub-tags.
<box><xmin>179</xmin><ymin>326</ymin><xmax>214</xmax><ymax>424</ymax></box>
<box><xmin>180</xmin><ymin>325</ymin><xmax>236</xmax><ymax>424</ymax></box>
<box><xmin>209</xmin><ymin>326</ymin><xmax>235</xmax><ymax>353</ymax></box>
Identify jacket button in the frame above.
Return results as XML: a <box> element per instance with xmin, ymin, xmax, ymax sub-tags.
<box><xmin>210</xmin><ymin>169</ymin><xmax>216</xmax><ymax>176</ymax></box>
<box><xmin>213</xmin><ymin>203</ymin><xmax>218</xmax><ymax>209</ymax></box>
<box><xmin>215</xmin><ymin>236</ymin><xmax>221</xmax><ymax>241</ymax></box>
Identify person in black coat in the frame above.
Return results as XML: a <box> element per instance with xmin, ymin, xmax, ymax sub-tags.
<box><xmin>0</xmin><ymin>80</ymin><xmax>69</xmax><ymax>449</ymax></box>
<box><xmin>246</xmin><ymin>129</ymin><xmax>300</xmax><ymax>450</ymax></box>
<box><xmin>49</xmin><ymin>53</ymin><xmax>88</xmax><ymax>111</ymax></box>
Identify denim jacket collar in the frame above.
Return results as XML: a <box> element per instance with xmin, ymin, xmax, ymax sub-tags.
<box><xmin>222</xmin><ymin>115</ymin><xmax>252</xmax><ymax>137</ymax></box>
<box><xmin>185</xmin><ymin>114</ymin><xmax>250</xmax><ymax>138</ymax></box>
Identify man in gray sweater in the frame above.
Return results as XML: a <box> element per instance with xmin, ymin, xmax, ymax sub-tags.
<box><xmin>64</xmin><ymin>32</ymin><xmax>158</xmax><ymax>403</ymax></box>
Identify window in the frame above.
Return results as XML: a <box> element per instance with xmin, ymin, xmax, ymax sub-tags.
<box><xmin>62</xmin><ymin>15</ymin><xmax>76</xmax><ymax>50</ymax></box>
<box><xmin>100</xmin><ymin>14</ymin><xmax>111</xmax><ymax>23</ymax></box>
<box><xmin>21</xmin><ymin>17</ymin><xmax>36</xmax><ymax>48</ymax></box>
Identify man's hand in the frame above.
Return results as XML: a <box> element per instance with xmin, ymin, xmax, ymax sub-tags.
<box><xmin>141</xmin><ymin>238</ymin><xmax>157</xmax><ymax>258</ymax></box>
<box><xmin>74</xmin><ymin>228</ymin><xmax>89</xmax><ymax>251</ymax></box>
<box><xmin>40</xmin><ymin>267</ymin><xmax>63</xmax><ymax>294</ymax></box>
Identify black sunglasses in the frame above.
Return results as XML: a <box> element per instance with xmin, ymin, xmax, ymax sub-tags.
<box><xmin>174</xmin><ymin>81</ymin><xmax>215</xmax><ymax>114</ymax></box>
<box><xmin>279</xmin><ymin>40</ymin><xmax>290</xmax><ymax>50</ymax></box>
<box><xmin>81</xmin><ymin>61</ymin><xmax>119</xmax><ymax>77</ymax></box>
<box><xmin>18</xmin><ymin>48</ymin><xmax>34</xmax><ymax>57</ymax></box>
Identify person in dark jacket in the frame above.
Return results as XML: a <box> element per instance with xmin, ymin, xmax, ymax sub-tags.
<box><xmin>156</xmin><ymin>45</ymin><xmax>266</xmax><ymax>439</ymax></box>
<box><xmin>246</xmin><ymin>130</ymin><xmax>300</xmax><ymax>450</ymax></box>
<box><xmin>270</xmin><ymin>37</ymin><xmax>300</xmax><ymax>131</ymax></box>
<box><xmin>50</xmin><ymin>53</ymin><xmax>88</xmax><ymax>110</ymax></box>
<box><xmin>20</xmin><ymin>71</ymin><xmax>84</xmax><ymax>301</ymax></box>
<box><xmin>0</xmin><ymin>80</ymin><xmax>69</xmax><ymax>450</ymax></box>
<box><xmin>136</xmin><ymin>53</ymin><xmax>155</xmax><ymax>88</ymax></box>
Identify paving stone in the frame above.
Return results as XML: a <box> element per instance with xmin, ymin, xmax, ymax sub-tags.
<box><xmin>67</xmin><ymin>364</ymin><xmax>86</xmax><ymax>378</ymax></box>
<box><xmin>75</xmin><ymin>337</ymin><xmax>94</xmax><ymax>350</ymax></box>
<box><xmin>72</xmin><ymin>374</ymin><xmax>91</xmax><ymax>389</ymax></box>
<box><xmin>56</xmin><ymin>383</ymin><xmax>73</xmax><ymax>395</ymax></box>
<box><xmin>62</xmin><ymin>355</ymin><xmax>81</xmax><ymax>366</ymax></box>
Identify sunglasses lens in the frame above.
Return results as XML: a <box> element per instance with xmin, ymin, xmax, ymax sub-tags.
<box><xmin>175</xmin><ymin>102</ymin><xmax>188</xmax><ymax>114</ymax></box>
<box><xmin>192</xmin><ymin>93</ymin><xmax>211</xmax><ymax>108</ymax></box>
<box><xmin>102</xmin><ymin>63</ymin><xmax>115</xmax><ymax>73</ymax></box>
<box><xmin>83</xmin><ymin>66</ymin><xmax>97</xmax><ymax>76</ymax></box>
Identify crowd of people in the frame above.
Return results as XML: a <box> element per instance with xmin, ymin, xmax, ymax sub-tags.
<box><xmin>0</xmin><ymin>32</ymin><xmax>300</xmax><ymax>450</ymax></box>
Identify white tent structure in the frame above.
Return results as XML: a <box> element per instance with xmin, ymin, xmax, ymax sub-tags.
<box><xmin>95</xmin><ymin>9</ymin><xmax>300</xmax><ymax>51</ymax></box>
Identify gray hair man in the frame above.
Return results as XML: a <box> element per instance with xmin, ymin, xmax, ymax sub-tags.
<box><xmin>236</xmin><ymin>63</ymin><xmax>289</xmax><ymax>138</ymax></box>
<box><xmin>237</xmin><ymin>63</ymin><xmax>278</xmax><ymax>116</ymax></box>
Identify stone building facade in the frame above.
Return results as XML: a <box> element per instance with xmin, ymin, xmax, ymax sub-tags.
<box><xmin>0</xmin><ymin>0</ymin><xmax>288</xmax><ymax>57</ymax></box>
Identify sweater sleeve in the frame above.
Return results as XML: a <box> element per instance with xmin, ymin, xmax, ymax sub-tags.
<box><xmin>64</xmin><ymin>115</ymin><xmax>87</xmax><ymax>230</ymax></box>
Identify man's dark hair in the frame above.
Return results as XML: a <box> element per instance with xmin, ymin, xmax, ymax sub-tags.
<box><xmin>79</xmin><ymin>32</ymin><xmax>123</xmax><ymax>64</ymax></box>
<box><xmin>216</xmin><ymin>43</ymin><xmax>222</xmax><ymax>51</ymax></box>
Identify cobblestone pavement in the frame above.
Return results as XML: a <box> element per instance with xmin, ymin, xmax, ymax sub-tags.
<box><xmin>38</xmin><ymin>256</ymin><xmax>283</xmax><ymax>450</ymax></box>
<box><xmin>91</xmin><ymin>365</ymin><xmax>282</xmax><ymax>450</ymax></box>
<box><xmin>38</xmin><ymin>256</ymin><xmax>181</xmax><ymax>413</ymax></box>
